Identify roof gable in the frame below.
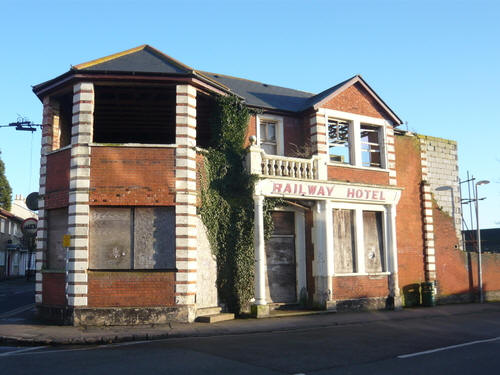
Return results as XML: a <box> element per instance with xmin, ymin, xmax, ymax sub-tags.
<box><xmin>74</xmin><ymin>45</ymin><xmax>194</xmax><ymax>75</ymax></box>
<box><xmin>308</xmin><ymin>75</ymin><xmax>402</xmax><ymax>124</ymax></box>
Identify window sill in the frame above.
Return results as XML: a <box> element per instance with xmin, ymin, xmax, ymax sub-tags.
<box><xmin>87</xmin><ymin>268</ymin><xmax>177</xmax><ymax>272</ymax></box>
<box><xmin>46</xmin><ymin>145</ymin><xmax>71</xmax><ymax>155</ymax></box>
<box><xmin>41</xmin><ymin>269</ymin><xmax>66</xmax><ymax>274</ymax></box>
<box><xmin>333</xmin><ymin>272</ymin><xmax>390</xmax><ymax>277</ymax></box>
<box><xmin>327</xmin><ymin>162</ymin><xmax>389</xmax><ymax>173</ymax></box>
<box><xmin>90</xmin><ymin>143</ymin><xmax>177</xmax><ymax>148</ymax></box>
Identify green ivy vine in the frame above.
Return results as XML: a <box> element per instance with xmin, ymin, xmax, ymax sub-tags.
<box><xmin>198</xmin><ymin>95</ymin><xmax>284</xmax><ymax>314</ymax></box>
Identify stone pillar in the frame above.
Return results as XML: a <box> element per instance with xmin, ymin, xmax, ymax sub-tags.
<box><xmin>35</xmin><ymin>97</ymin><xmax>56</xmax><ymax>304</ymax></box>
<box><xmin>66</xmin><ymin>82</ymin><xmax>94</xmax><ymax>308</ymax></box>
<box><xmin>386</xmin><ymin>126</ymin><xmax>397</xmax><ymax>186</ymax></box>
<box><xmin>175</xmin><ymin>84</ymin><xmax>198</xmax><ymax>322</ymax></box>
<box><xmin>252</xmin><ymin>194</ymin><xmax>267</xmax><ymax>306</ymax></box>
<box><xmin>309</xmin><ymin>111</ymin><xmax>328</xmax><ymax>180</ymax></box>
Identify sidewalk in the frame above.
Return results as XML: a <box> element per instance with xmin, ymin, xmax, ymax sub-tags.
<box><xmin>1</xmin><ymin>302</ymin><xmax>499</xmax><ymax>346</ymax></box>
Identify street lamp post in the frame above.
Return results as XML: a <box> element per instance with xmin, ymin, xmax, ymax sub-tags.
<box><xmin>474</xmin><ymin>180</ymin><xmax>490</xmax><ymax>304</ymax></box>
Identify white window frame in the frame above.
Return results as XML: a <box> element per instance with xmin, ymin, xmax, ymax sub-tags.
<box><xmin>330</xmin><ymin>202</ymin><xmax>389</xmax><ymax>276</ymax></box>
<box><xmin>0</xmin><ymin>218</ymin><xmax>4</xmax><ymax>233</ymax></box>
<box><xmin>322</xmin><ymin>108</ymin><xmax>390</xmax><ymax>170</ymax></box>
<box><xmin>256</xmin><ymin>114</ymin><xmax>284</xmax><ymax>156</ymax></box>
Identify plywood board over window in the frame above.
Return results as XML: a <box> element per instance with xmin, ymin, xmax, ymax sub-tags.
<box><xmin>89</xmin><ymin>207</ymin><xmax>175</xmax><ymax>270</ymax></box>
<box><xmin>363</xmin><ymin>211</ymin><xmax>385</xmax><ymax>273</ymax></box>
<box><xmin>47</xmin><ymin>208</ymin><xmax>68</xmax><ymax>270</ymax></box>
<box><xmin>333</xmin><ymin>209</ymin><xmax>356</xmax><ymax>273</ymax></box>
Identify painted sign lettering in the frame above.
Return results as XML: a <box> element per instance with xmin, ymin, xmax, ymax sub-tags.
<box><xmin>264</xmin><ymin>180</ymin><xmax>398</xmax><ymax>204</ymax></box>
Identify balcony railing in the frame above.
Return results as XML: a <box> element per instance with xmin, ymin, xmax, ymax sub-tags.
<box><xmin>246</xmin><ymin>143</ymin><xmax>327</xmax><ymax>181</ymax></box>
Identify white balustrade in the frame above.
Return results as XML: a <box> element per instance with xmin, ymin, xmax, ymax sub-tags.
<box><xmin>246</xmin><ymin>141</ymin><xmax>326</xmax><ymax>181</ymax></box>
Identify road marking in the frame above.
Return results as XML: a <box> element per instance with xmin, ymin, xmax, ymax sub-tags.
<box><xmin>0</xmin><ymin>346</ymin><xmax>46</xmax><ymax>357</ymax></box>
<box><xmin>0</xmin><ymin>340</ymin><xmax>151</xmax><ymax>357</ymax></box>
<box><xmin>398</xmin><ymin>337</ymin><xmax>500</xmax><ymax>359</ymax></box>
<box><xmin>0</xmin><ymin>304</ymin><xmax>35</xmax><ymax>319</ymax></box>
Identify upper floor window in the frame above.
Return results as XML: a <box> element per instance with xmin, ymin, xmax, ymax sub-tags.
<box><xmin>328</xmin><ymin>118</ymin><xmax>350</xmax><ymax>164</ymax></box>
<box><xmin>360</xmin><ymin>124</ymin><xmax>382</xmax><ymax>168</ymax></box>
<box><xmin>325</xmin><ymin>111</ymin><xmax>387</xmax><ymax>169</ymax></box>
<box><xmin>257</xmin><ymin>115</ymin><xmax>284</xmax><ymax>155</ymax></box>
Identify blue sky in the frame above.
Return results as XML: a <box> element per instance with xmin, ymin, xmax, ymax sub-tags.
<box><xmin>0</xmin><ymin>0</ymin><xmax>498</xmax><ymax>228</ymax></box>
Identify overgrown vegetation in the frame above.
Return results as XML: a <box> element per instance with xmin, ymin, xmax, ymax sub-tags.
<box><xmin>198</xmin><ymin>95</ymin><xmax>283</xmax><ymax>314</ymax></box>
<box><xmin>0</xmin><ymin>150</ymin><xmax>12</xmax><ymax>211</ymax></box>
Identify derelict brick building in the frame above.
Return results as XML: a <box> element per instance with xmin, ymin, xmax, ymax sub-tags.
<box><xmin>32</xmin><ymin>45</ymin><xmax>500</xmax><ymax>325</ymax></box>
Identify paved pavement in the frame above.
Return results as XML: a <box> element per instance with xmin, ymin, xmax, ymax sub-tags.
<box><xmin>1</xmin><ymin>287</ymin><xmax>499</xmax><ymax>346</ymax></box>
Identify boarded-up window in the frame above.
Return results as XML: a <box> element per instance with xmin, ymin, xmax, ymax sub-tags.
<box><xmin>47</xmin><ymin>208</ymin><xmax>68</xmax><ymax>270</ymax></box>
<box><xmin>89</xmin><ymin>207</ymin><xmax>175</xmax><ymax>270</ymax></box>
<box><xmin>333</xmin><ymin>209</ymin><xmax>356</xmax><ymax>273</ymax></box>
<box><xmin>363</xmin><ymin>211</ymin><xmax>385</xmax><ymax>273</ymax></box>
<box><xmin>89</xmin><ymin>208</ymin><xmax>132</xmax><ymax>269</ymax></box>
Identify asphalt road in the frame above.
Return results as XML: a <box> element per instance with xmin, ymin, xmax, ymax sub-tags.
<box><xmin>0</xmin><ymin>279</ymin><xmax>35</xmax><ymax>321</ymax></box>
<box><xmin>1</xmin><ymin>309</ymin><xmax>500</xmax><ymax>374</ymax></box>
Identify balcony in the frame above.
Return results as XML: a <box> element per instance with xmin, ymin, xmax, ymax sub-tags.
<box><xmin>246</xmin><ymin>143</ymin><xmax>326</xmax><ymax>181</ymax></box>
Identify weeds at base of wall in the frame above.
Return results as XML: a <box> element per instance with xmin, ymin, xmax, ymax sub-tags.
<box><xmin>198</xmin><ymin>95</ymin><xmax>284</xmax><ymax>314</ymax></box>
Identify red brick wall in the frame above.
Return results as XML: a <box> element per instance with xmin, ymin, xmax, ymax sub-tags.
<box><xmin>332</xmin><ymin>275</ymin><xmax>389</xmax><ymax>300</ymax></box>
<box><xmin>45</xmin><ymin>149</ymin><xmax>70</xmax><ymax>209</ymax></box>
<box><xmin>433</xmin><ymin>206</ymin><xmax>469</xmax><ymax>296</ymax></box>
<box><xmin>394</xmin><ymin>135</ymin><xmax>426</xmax><ymax>287</ymax></box>
<box><xmin>322</xmin><ymin>83</ymin><xmax>388</xmax><ymax>120</ymax></box>
<box><xmin>89</xmin><ymin>147</ymin><xmax>176</xmax><ymax>206</ymax></box>
<box><xmin>434</xmin><ymin>205</ymin><xmax>500</xmax><ymax>297</ymax></box>
<box><xmin>42</xmin><ymin>272</ymin><xmax>66</xmax><ymax>306</ymax></box>
<box><xmin>87</xmin><ymin>271</ymin><xmax>176</xmax><ymax>307</ymax></box>
<box><xmin>244</xmin><ymin>115</ymin><xmax>257</xmax><ymax>148</ymax></box>
<box><xmin>328</xmin><ymin>165</ymin><xmax>390</xmax><ymax>185</ymax></box>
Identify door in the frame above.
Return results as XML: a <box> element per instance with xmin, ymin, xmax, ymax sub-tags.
<box><xmin>265</xmin><ymin>211</ymin><xmax>297</xmax><ymax>303</ymax></box>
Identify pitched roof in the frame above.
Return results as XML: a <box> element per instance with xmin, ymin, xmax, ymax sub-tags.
<box><xmin>33</xmin><ymin>45</ymin><xmax>402</xmax><ymax>123</ymax></box>
<box><xmin>199</xmin><ymin>71</ymin><xmax>315</xmax><ymax>112</ymax></box>
<box><xmin>73</xmin><ymin>45</ymin><xmax>193</xmax><ymax>74</ymax></box>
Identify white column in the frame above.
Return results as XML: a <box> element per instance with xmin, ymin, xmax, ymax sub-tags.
<box><xmin>312</xmin><ymin>200</ymin><xmax>333</xmax><ymax>306</ymax></box>
<box><xmin>387</xmin><ymin>204</ymin><xmax>401</xmax><ymax>304</ymax></box>
<box><xmin>350</xmin><ymin>119</ymin><xmax>362</xmax><ymax>167</ymax></box>
<box><xmin>253</xmin><ymin>194</ymin><xmax>266</xmax><ymax>305</ymax></box>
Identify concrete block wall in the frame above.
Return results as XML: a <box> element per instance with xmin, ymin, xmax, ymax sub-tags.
<box><xmin>417</xmin><ymin>135</ymin><xmax>461</xmax><ymax>244</ymax></box>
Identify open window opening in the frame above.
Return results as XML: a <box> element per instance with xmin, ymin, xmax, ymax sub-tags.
<box><xmin>196</xmin><ymin>92</ymin><xmax>216</xmax><ymax>149</ymax></box>
<box><xmin>328</xmin><ymin>118</ymin><xmax>351</xmax><ymax>164</ymax></box>
<box><xmin>51</xmin><ymin>92</ymin><xmax>73</xmax><ymax>150</ymax></box>
<box><xmin>360</xmin><ymin>124</ymin><xmax>382</xmax><ymax>168</ymax></box>
<box><xmin>93</xmin><ymin>85</ymin><xmax>176</xmax><ymax>144</ymax></box>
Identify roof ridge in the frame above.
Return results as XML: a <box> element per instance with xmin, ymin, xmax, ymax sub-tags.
<box><xmin>73</xmin><ymin>45</ymin><xmax>149</xmax><ymax>70</ymax></box>
<box><xmin>73</xmin><ymin>44</ymin><xmax>194</xmax><ymax>74</ymax></box>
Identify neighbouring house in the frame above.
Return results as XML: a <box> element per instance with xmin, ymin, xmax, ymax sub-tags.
<box><xmin>0</xmin><ymin>208</ymin><xmax>25</xmax><ymax>279</ymax></box>
<box><xmin>32</xmin><ymin>45</ymin><xmax>500</xmax><ymax>325</ymax></box>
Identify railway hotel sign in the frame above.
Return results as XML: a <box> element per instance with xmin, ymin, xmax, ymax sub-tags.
<box><xmin>257</xmin><ymin>179</ymin><xmax>402</xmax><ymax>205</ymax></box>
